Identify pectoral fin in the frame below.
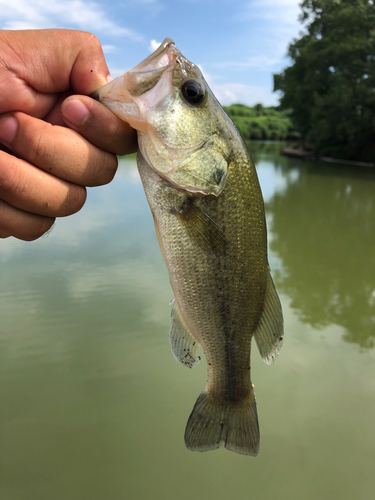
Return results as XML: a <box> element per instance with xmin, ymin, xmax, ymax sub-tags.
<box><xmin>169</xmin><ymin>300</ymin><xmax>201</xmax><ymax>369</ymax></box>
<box><xmin>172</xmin><ymin>200</ymin><xmax>229</xmax><ymax>257</ymax></box>
<box><xmin>254</xmin><ymin>271</ymin><xmax>284</xmax><ymax>365</ymax></box>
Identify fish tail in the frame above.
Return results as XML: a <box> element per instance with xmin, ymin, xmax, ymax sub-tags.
<box><xmin>184</xmin><ymin>390</ymin><xmax>259</xmax><ymax>456</ymax></box>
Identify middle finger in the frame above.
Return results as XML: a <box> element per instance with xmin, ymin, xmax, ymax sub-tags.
<box><xmin>0</xmin><ymin>149</ymin><xmax>86</xmax><ymax>217</ymax></box>
<box><xmin>1</xmin><ymin>111</ymin><xmax>118</xmax><ymax>187</ymax></box>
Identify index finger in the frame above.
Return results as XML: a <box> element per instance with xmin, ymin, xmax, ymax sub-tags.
<box><xmin>0</xmin><ymin>29</ymin><xmax>112</xmax><ymax>116</ymax></box>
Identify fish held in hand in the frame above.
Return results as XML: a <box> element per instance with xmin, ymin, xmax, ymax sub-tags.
<box><xmin>92</xmin><ymin>38</ymin><xmax>283</xmax><ymax>456</ymax></box>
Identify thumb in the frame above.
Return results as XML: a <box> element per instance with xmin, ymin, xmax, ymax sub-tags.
<box><xmin>61</xmin><ymin>95</ymin><xmax>137</xmax><ymax>156</ymax></box>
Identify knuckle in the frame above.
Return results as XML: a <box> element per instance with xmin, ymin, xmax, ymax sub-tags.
<box><xmin>0</xmin><ymin>161</ymin><xmax>22</xmax><ymax>195</ymax></box>
<box><xmin>114</xmin><ymin>123</ymin><xmax>138</xmax><ymax>156</ymax></box>
<box><xmin>59</xmin><ymin>185</ymin><xmax>87</xmax><ymax>216</ymax></box>
<box><xmin>107</xmin><ymin>120</ymin><xmax>137</xmax><ymax>156</ymax></box>
<box><xmin>88</xmin><ymin>34</ymin><xmax>102</xmax><ymax>51</ymax></box>
<box><xmin>24</xmin><ymin>217</ymin><xmax>55</xmax><ymax>241</ymax></box>
<box><xmin>88</xmin><ymin>152</ymin><xmax>117</xmax><ymax>187</ymax></box>
<box><xmin>81</xmin><ymin>32</ymin><xmax>103</xmax><ymax>53</ymax></box>
<box><xmin>29</xmin><ymin>125</ymin><xmax>56</xmax><ymax>168</ymax></box>
<box><xmin>110</xmin><ymin>121</ymin><xmax>128</xmax><ymax>153</ymax></box>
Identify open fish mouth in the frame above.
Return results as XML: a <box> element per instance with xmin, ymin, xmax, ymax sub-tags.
<box><xmin>130</xmin><ymin>37</ymin><xmax>179</xmax><ymax>75</ymax></box>
<box><xmin>91</xmin><ymin>38</ymin><xmax>179</xmax><ymax>121</ymax></box>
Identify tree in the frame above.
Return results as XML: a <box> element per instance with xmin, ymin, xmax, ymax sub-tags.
<box><xmin>274</xmin><ymin>0</ymin><xmax>375</xmax><ymax>162</ymax></box>
<box><xmin>223</xmin><ymin>104</ymin><xmax>300</xmax><ymax>140</ymax></box>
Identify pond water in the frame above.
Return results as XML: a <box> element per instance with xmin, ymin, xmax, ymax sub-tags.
<box><xmin>1</xmin><ymin>142</ymin><xmax>375</xmax><ymax>500</ymax></box>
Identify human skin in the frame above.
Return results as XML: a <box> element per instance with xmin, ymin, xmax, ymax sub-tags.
<box><xmin>0</xmin><ymin>29</ymin><xmax>137</xmax><ymax>241</ymax></box>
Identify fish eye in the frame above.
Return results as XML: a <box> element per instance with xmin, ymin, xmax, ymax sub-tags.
<box><xmin>181</xmin><ymin>80</ymin><xmax>206</xmax><ymax>105</ymax></box>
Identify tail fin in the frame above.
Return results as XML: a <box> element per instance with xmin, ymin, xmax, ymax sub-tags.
<box><xmin>184</xmin><ymin>390</ymin><xmax>259</xmax><ymax>456</ymax></box>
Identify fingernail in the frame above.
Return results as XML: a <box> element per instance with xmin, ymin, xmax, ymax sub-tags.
<box><xmin>0</xmin><ymin>114</ymin><xmax>18</xmax><ymax>148</ymax></box>
<box><xmin>107</xmin><ymin>74</ymin><xmax>113</xmax><ymax>83</ymax></box>
<box><xmin>62</xmin><ymin>99</ymin><xmax>90</xmax><ymax>127</ymax></box>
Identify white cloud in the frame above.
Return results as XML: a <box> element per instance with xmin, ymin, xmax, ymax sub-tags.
<box><xmin>134</xmin><ymin>0</ymin><xmax>164</xmax><ymax>12</ymax></box>
<box><xmin>238</xmin><ymin>0</ymin><xmax>303</xmax><ymax>60</ymax></box>
<box><xmin>149</xmin><ymin>39</ymin><xmax>161</xmax><ymax>52</ymax></box>
<box><xmin>199</xmin><ymin>64</ymin><xmax>277</xmax><ymax>107</ymax></box>
<box><xmin>102</xmin><ymin>44</ymin><xmax>117</xmax><ymax>54</ymax></box>
<box><xmin>211</xmin><ymin>81</ymin><xmax>278</xmax><ymax>107</ymax></box>
<box><xmin>212</xmin><ymin>56</ymin><xmax>282</xmax><ymax>72</ymax></box>
<box><xmin>0</xmin><ymin>0</ymin><xmax>143</xmax><ymax>40</ymax></box>
<box><xmin>243</xmin><ymin>0</ymin><xmax>301</xmax><ymax>24</ymax></box>
<box><xmin>108</xmin><ymin>66</ymin><xmax>130</xmax><ymax>78</ymax></box>
<box><xmin>197</xmin><ymin>64</ymin><xmax>211</xmax><ymax>81</ymax></box>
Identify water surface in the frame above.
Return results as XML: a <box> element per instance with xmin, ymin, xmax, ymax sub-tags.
<box><xmin>1</xmin><ymin>144</ymin><xmax>375</xmax><ymax>499</ymax></box>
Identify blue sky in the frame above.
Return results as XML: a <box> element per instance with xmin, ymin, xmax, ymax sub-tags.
<box><xmin>0</xmin><ymin>0</ymin><xmax>305</xmax><ymax>106</ymax></box>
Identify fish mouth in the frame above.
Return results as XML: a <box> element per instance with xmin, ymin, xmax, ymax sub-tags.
<box><xmin>130</xmin><ymin>37</ymin><xmax>178</xmax><ymax>75</ymax></box>
<box><xmin>91</xmin><ymin>38</ymin><xmax>180</xmax><ymax>132</ymax></box>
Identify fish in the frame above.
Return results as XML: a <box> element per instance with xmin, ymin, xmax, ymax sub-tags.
<box><xmin>92</xmin><ymin>38</ymin><xmax>283</xmax><ymax>456</ymax></box>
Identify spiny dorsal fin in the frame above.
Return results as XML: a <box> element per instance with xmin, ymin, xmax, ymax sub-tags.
<box><xmin>169</xmin><ymin>300</ymin><xmax>201</xmax><ymax>369</ymax></box>
<box><xmin>172</xmin><ymin>199</ymin><xmax>229</xmax><ymax>257</ymax></box>
<box><xmin>254</xmin><ymin>271</ymin><xmax>284</xmax><ymax>365</ymax></box>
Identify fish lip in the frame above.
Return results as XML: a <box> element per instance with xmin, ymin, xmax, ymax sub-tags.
<box><xmin>129</xmin><ymin>39</ymin><xmax>179</xmax><ymax>89</ymax></box>
<box><xmin>133</xmin><ymin>38</ymin><xmax>178</xmax><ymax>73</ymax></box>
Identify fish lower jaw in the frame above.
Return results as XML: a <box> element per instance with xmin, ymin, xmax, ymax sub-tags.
<box><xmin>138</xmin><ymin>137</ymin><xmax>205</xmax><ymax>169</ymax></box>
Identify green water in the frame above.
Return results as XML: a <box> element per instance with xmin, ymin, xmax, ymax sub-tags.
<box><xmin>1</xmin><ymin>143</ymin><xmax>375</xmax><ymax>500</ymax></box>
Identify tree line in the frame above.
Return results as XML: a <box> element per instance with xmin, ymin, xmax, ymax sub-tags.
<box><xmin>274</xmin><ymin>0</ymin><xmax>375</xmax><ymax>162</ymax></box>
<box><xmin>223</xmin><ymin>103</ymin><xmax>300</xmax><ymax>141</ymax></box>
<box><xmin>226</xmin><ymin>1</ymin><xmax>375</xmax><ymax>162</ymax></box>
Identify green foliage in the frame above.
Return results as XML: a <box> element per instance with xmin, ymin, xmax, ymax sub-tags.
<box><xmin>223</xmin><ymin>103</ymin><xmax>300</xmax><ymax>141</ymax></box>
<box><xmin>274</xmin><ymin>0</ymin><xmax>375</xmax><ymax>162</ymax></box>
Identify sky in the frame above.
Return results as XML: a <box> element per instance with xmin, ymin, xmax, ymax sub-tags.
<box><xmin>0</xmin><ymin>0</ymin><xmax>305</xmax><ymax>106</ymax></box>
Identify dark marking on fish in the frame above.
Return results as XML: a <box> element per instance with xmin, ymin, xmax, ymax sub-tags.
<box><xmin>212</xmin><ymin>167</ymin><xmax>224</xmax><ymax>185</ymax></box>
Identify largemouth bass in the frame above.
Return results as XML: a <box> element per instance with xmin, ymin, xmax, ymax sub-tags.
<box><xmin>92</xmin><ymin>39</ymin><xmax>283</xmax><ymax>456</ymax></box>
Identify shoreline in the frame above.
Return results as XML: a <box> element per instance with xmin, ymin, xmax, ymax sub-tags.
<box><xmin>282</xmin><ymin>147</ymin><xmax>374</xmax><ymax>168</ymax></box>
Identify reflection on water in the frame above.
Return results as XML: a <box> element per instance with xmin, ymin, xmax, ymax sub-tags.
<box><xmin>259</xmin><ymin>145</ymin><xmax>375</xmax><ymax>349</ymax></box>
<box><xmin>1</xmin><ymin>150</ymin><xmax>375</xmax><ymax>500</ymax></box>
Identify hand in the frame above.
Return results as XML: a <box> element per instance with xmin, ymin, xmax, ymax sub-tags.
<box><xmin>0</xmin><ymin>29</ymin><xmax>137</xmax><ymax>241</ymax></box>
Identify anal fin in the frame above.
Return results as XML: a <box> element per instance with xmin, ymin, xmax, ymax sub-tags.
<box><xmin>169</xmin><ymin>300</ymin><xmax>201</xmax><ymax>369</ymax></box>
<box><xmin>254</xmin><ymin>271</ymin><xmax>284</xmax><ymax>365</ymax></box>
